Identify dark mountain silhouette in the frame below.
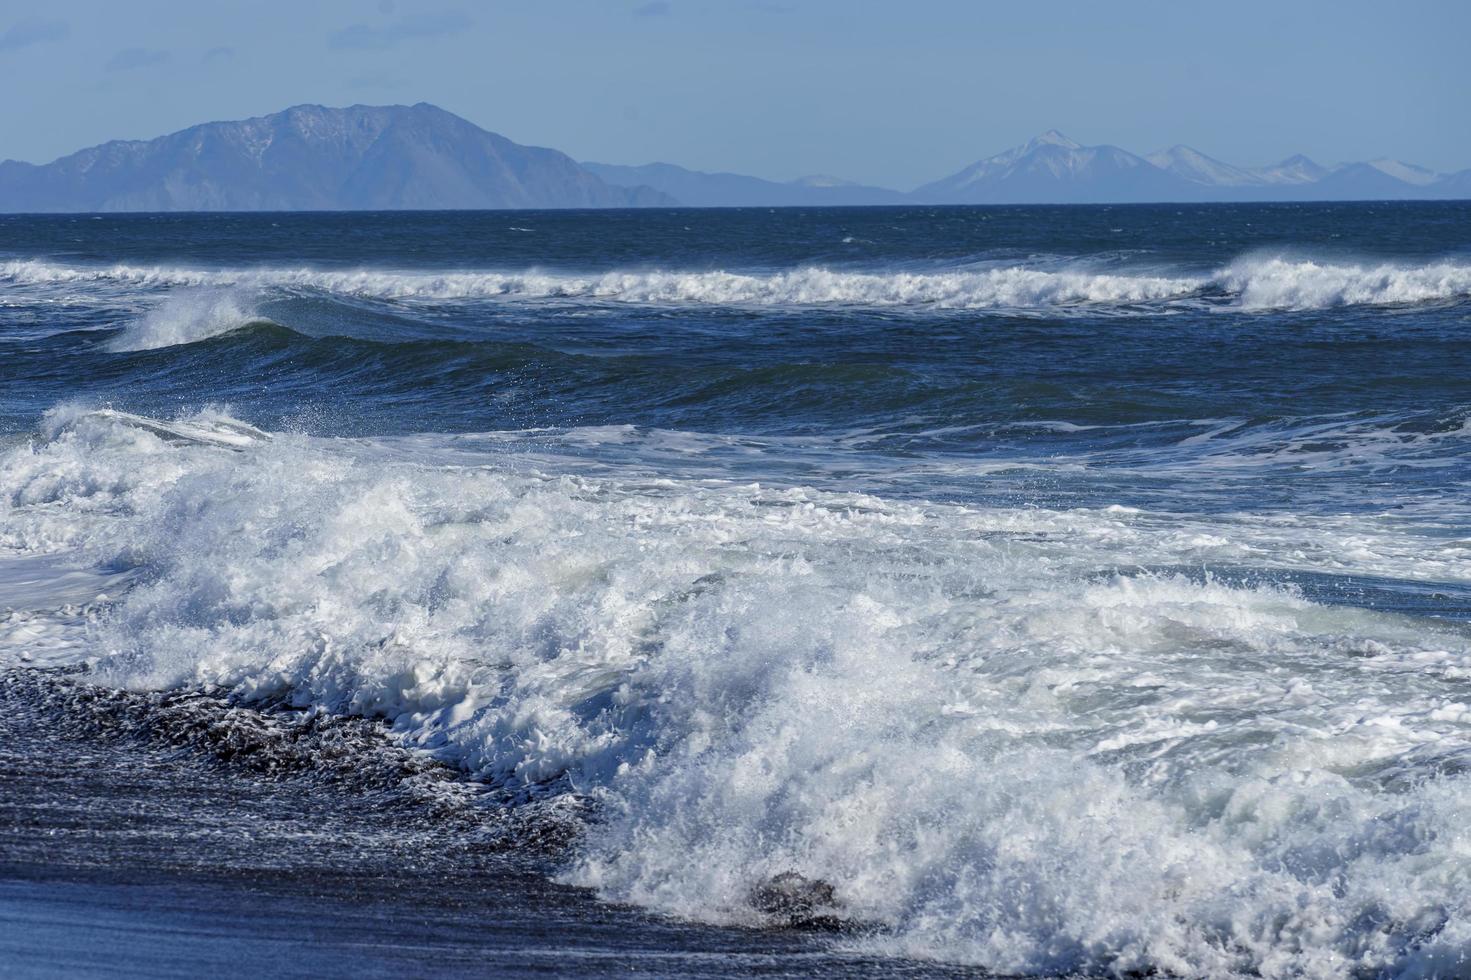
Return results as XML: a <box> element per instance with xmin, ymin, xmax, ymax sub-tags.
<box><xmin>0</xmin><ymin>103</ymin><xmax>673</xmax><ymax>212</ymax></box>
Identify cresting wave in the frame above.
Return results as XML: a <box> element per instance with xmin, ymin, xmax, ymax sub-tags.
<box><xmin>5</xmin><ymin>407</ymin><xmax>1471</xmax><ymax>977</ymax></box>
<box><xmin>105</xmin><ymin>288</ymin><xmax>273</xmax><ymax>352</ymax></box>
<box><xmin>5</xmin><ymin>254</ymin><xmax>1471</xmax><ymax>315</ymax></box>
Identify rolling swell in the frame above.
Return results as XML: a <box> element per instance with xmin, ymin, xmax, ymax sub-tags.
<box><xmin>7</xmin><ymin>283</ymin><xmax>1471</xmax><ymax>455</ymax></box>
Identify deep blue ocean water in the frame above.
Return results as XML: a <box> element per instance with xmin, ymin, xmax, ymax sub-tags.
<box><xmin>3</xmin><ymin>203</ymin><xmax>1471</xmax><ymax>976</ymax></box>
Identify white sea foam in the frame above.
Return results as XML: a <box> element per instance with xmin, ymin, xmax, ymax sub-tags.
<box><xmin>7</xmin><ymin>255</ymin><xmax>1468</xmax><ymax>316</ymax></box>
<box><xmin>4</xmin><ymin>408</ymin><xmax>1471</xmax><ymax>976</ymax></box>
<box><xmin>1223</xmin><ymin>256</ymin><xmax>1471</xmax><ymax>310</ymax></box>
<box><xmin>0</xmin><ymin>258</ymin><xmax>1202</xmax><ymax>310</ymax></box>
<box><xmin>106</xmin><ymin>288</ymin><xmax>267</xmax><ymax>351</ymax></box>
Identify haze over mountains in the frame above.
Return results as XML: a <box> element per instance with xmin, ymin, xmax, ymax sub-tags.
<box><xmin>581</xmin><ymin>161</ymin><xmax>909</xmax><ymax>208</ymax></box>
<box><xmin>909</xmin><ymin>130</ymin><xmax>1471</xmax><ymax>204</ymax></box>
<box><xmin>0</xmin><ymin>104</ymin><xmax>672</xmax><ymax>212</ymax></box>
<box><xmin>1</xmin><ymin>103</ymin><xmax>1467</xmax><ymax>212</ymax></box>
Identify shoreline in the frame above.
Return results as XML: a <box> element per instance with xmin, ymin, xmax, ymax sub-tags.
<box><xmin>0</xmin><ymin>668</ymin><xmax>989</xmax><ymax>979</ymax></box>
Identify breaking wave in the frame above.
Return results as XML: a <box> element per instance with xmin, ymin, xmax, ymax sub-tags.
<box><xmin>106</xmin><ymin>288</ymin><xmax>272</xmax><ymax>351</ymax></box>
<box><xmin>7</xmin><ymin>254</ymin><xmax>1470</xmax><ymax>314</ymax></box>
<box><xmin>4</xmin><ymin>407</ymin><xmax>1471</xmax><ymax>976</ymax></box>
<box><xmin>1223</xmin><ymin>256</ymin><xmax>1471</xmax><ymax>310</ymax></box>
<box><xmin>0</xmin><ymin>257</ymin><xmax>1202</xmax><ymax>310</ymax></box>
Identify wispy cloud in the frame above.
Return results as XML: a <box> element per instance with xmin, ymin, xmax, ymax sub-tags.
<box><xmin>202</xmin><ymin>46</ymin><xmax>235</xmax><ymax>63</ymax></box>
<box><xmin>329</xmin><ymin>10</ymin><xmax>471</xmax><ymax>50</ymax></box>
<box><xmin>0</xmin><ymin>18</ymin><xmax>68</xmax><ymax>52</ymax></box>
<box><xmin>106</xmin><ymin>47</ymin><xmax>170</xmax><ymax>71</ymax></box>
<box><xmin>348</xmin><ymin>69</ymin><xmax>405</xmax><ymax>90</ymax></box>
<box><xmin>633</xmin><ymin>1</ymin><xmax>671</xmax><ymax>16</ymax></box>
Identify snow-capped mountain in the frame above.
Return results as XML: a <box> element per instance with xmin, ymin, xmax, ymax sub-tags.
<box><xmin>1366</xmin><ymin>159</ymin><xmax>1442</xmax><ymax>186</ymax></box>
<box><xmin>1146</xmin><ymin>145</ymin><xmax>1264</xmax><ymax>187</ymax></box>
<box><xmin>0</xmin><ymin>104</ymin><xmax>675</xmax><ymax>212</ymax></box>
<box><xmin>1254</xmin><ymin>154</ymin><xmax>1330</xmax><ymax>185</ymax></box>
<box><xmin>3</xmin><ymin>109</ymin><xmax>1468</xmax><ymax>211</ymax></box>
<box><xmin>913</xmin><ymin>131</ymin><xmax>1200</xmax><ymax>204</ymax></box>
<box><xmin>1147</xmin><ymin>147</ymin><xmax>1434</xmax><ymax>193</ymax></box>
<box><xmin>913</xmin><ymin>132</ymin><xmax>1467</xmax><ymax>204</ymax></box>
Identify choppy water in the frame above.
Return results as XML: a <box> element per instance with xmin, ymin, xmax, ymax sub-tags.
<box><xmin>3</xmin><ymin>203</ymin><xmax>1471</xmax><ymax>977</ymax></box>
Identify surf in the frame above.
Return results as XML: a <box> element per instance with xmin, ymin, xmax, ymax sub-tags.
<box><xmin>6</xmin><ymin>204</ymin><xmax>1471</xmax><ymax>977</ymax></box>
<box><xmin>4</xmin><ymin>406</ymin><xmax>1471</xmax><ymax>976</ymax></box>
<box><xmin>8</xmin><ymin>254</ymin><xmax>1471</xmax><ymax>318</ymax></box>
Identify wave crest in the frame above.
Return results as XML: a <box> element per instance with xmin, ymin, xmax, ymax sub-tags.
<box><xmin>1223</xmin><ymin>256</ymin><xmax>1471</xmax><ymax>310</ymax></box>
<box><xmin>6</xmin><ymin>255</ymin><xmax>1471</xmax><ymax>314</ymax></box>
<box><xmin>5</xmin><ymin>409</ymin><xmax>1471</xmax><ymax>975</ymax></box>
<box><xmin>0</xmin><ymin>258</ymin><xmax>1203</xmax><ymax>311</ymax></box>
<box><xmin>106</xmin><ymin>288</ymin><xmax>271</xmax><ymax>352</ymax></box>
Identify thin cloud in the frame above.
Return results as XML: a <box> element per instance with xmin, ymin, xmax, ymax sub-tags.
<box><xmin>0</xmin><ymin>18</ymin><xmax>68</xmax><ymax>52</ymax></box>
<box><xmin>634</xmin><ymin>1</ymin><xmax>671</xmax><ymax>15</ymax></box>
<box><xmin>329</xmin><ymin>10</ymin><xmax>472</xmax><ymax>50</ymax></box>
<box><xmin>202</xmin><ymin>46</ymin><xmax>235</xmax><ymax>63</ymax></box>
<box><xmin>106</xmin><ymin>47</ymin><xmax>170</xmax><ymax>72</ymax></box>
<box><xmin>347</xmin><ymin>69</ymin><xmax>405</xmax><ymax>90</ymax></box>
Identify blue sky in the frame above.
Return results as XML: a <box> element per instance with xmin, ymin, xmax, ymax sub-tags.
<box><xmin>1</xmin><ymin>0</ymin><xmax>1466</xmax><ymax>188</ymax></box>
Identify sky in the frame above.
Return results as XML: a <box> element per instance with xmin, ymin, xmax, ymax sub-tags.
<box><xmin>0</xmin><ymin>0</ymin><xmax>1467</xmax><ymax>189</ymax></box>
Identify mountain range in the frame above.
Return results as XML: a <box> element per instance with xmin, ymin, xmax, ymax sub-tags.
<box><xmin>1</xmin><ymin>103</ymin><xmax>1467</xmax><ymax>212</ymax></box>
<box><xmin>908</xmin><ymin>130</ymin><xmax>1471</xmax><ymax>204</ymax></box>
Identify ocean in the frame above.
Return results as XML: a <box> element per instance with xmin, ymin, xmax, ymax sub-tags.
<box><xmin>2</xmin><ymin>202</ymin><xmax>1470</xmax><ymax>977</ymax></box>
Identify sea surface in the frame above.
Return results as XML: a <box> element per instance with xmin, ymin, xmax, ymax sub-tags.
<box><xmin>2</xmin><ymin>203</ymin><xmax>1471</xmax><ymax>977</ymax></box>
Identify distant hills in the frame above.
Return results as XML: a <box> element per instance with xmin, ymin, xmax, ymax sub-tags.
<box><xmin>0</xmin><ymin>103</ymin><xmax>673</xmax><ymax>212</ymax></box>
<box><xmin>908</xmin><ymin>130</ymin><xmax>1471</xmax><ymax>204</ymax></box>
<box><xmin>581</xmin><ymin>161</ymin><xmax>909</xmax><ymax>207</ymax></box>
<box><xmin>912</xmin><ymin>130</ymin><xmax>1199</xmax><ymax>204</ymax></box>
<box><xmin>1</xmin><ymin>104</ymin><xmax>1467</xmax><ymax>212</ymax></box>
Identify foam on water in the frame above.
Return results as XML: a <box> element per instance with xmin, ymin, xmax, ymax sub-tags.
<box><xmin>6</xmin><ymin>255</ymin><xmax>1471</xmax><ymax>316</ymax></box>
<box><xmin>1223</xmin><ymin>256</ymin><xmax>1471</xmax><ymax>311</ymax></box>
<box><xmin>0</xmin><ymin>257</ymin><xmax>1205</xmax><ymax>310</ymax></box>
<box><xmin>4</xmin><ymin>408</ymin><xmax>1471</xmax><ymax>976</ymax></box>
<box><xmin>106</xmin><ymin>288</ymin><xmax>269</xmax><ymax>351</ymax></box>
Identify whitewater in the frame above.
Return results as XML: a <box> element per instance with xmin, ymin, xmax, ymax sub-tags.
<box><xmin>6</xmin><ymin>254</ymin><xmax>1471</xmax><ymax>327</ymax></box>
<box><xmin>4</xmin><ymin>202</ymin><xmax>1471</xmax><ymax>978</ymax></box>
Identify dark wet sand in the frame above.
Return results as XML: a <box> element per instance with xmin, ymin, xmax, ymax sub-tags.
<box><xmin>0</xmin><ymin>673</ymin><xmax>986</xmax><ymax>978</ymax></box>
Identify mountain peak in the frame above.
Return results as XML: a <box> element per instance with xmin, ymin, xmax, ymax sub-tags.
<box><xmin>1259</xmin><ymin>154</ymin><xmax>1329</xmax><ymax>184</ymax></box>
<box><xmin>915</xmin><ymin>129</ymin><xmax>1190</xmax><ymax>203</ymax></box>
<box><xmin>0</xmin><ymin>103</ymin><xmax>675</xmax><ymax>212</ymax></box>
<box><xmin>1367</xmin><ymin>158</ymin><xmax>1441</xmax><ymax>186</ymax></box>
<box><xmin>1029</xmin><ymin>129</ymin><xmax>1082</xmax><ymax>150</ymax></box>
<box><xmin>1146</xmin><ymin>144</ymin><xmax>1262</xmax><ymax>187</ymax></box>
